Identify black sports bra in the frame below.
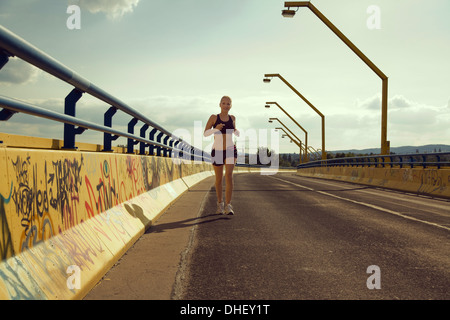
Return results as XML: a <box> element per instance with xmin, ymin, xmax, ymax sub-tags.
<box><xmin>213</xmin><ymin>114</ymin><xmax>235</xmax><ymax>134</ymax></box>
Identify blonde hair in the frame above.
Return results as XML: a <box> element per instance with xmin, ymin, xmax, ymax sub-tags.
<box><xmin>221</xmin><ymin>95</ymin><xmax>232</xmax><ymax>103</ymax></box>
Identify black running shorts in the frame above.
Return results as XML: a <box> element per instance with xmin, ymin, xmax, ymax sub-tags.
<box><xmin>211</xmin><ymin>145</ymin><xmax>237</xmax><ymax>166</ymax></box>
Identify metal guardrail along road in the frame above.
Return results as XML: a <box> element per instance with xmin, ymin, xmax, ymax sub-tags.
<box><xmin>0</xmin><ymin>25</ymin><xmax>209</xmax><ymax>162</ymax></box>
<box><xmin>298</xmin><ymin>152</ymin><xmax>450</xmax><ymax>169</ymax></box>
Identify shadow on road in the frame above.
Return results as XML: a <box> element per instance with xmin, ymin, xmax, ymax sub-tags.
<box><xmin>145</xmin><ymin>214</ymin><xmax>231</xmax><ymax>234</ymax></box>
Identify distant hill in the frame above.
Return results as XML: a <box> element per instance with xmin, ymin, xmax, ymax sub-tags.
<box><xmin>330</xmin><ymin>144</ymin><xmax>450</xmax><ymax>155</ymax></box>
<box><xmin>246</xmin><ymin>145</ymin><xmax>450</xmax><ymax>164</ymax></box>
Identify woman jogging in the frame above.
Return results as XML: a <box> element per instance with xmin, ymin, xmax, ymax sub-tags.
<box><xmin>203</xmin><ymin>96</ymin><xmax>239</xmax><ymax>215</ymax></box>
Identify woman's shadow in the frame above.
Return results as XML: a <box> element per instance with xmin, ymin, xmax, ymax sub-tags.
<box><xmin>145</xmin><ymin>213</ymin><xmax>231</xmax><ymax>234</ymax></box>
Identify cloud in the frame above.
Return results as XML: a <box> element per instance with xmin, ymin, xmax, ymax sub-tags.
<box><xmin>72</xmin><ymin>0</ymin><xmax>140</xmax><ymax>20</ymax></box>
<box><xmin>357</xmin><ymin>94</ymin><xmax>381</xmax><ymax>110</ymax></box>
<box><xmin>389</xmin><ymin>95</ymin><xmax>413</xmax><ymax>109</ymax></box>
<box><xmin>357</xmin><ymin>94</ymin><xmax>418</xmax><ymax>111</ymax></box>
<box><xmin>0</xmin><ymin>57</ymin><xmax>40</xmax><ymax>85</ymax></box>
<box><xmin>325</xmin><ymin>93</ymin><xmax>450</xmax><ymax>149</ymax></box>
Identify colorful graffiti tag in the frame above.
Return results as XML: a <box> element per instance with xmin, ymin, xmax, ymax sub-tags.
<box><xmin>0</xmin><ymin>148</ymin><xmax>211</xmax><ymax>299</ymax></box>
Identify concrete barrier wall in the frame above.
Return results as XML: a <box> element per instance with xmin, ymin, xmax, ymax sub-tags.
<box><xmin>0</xmin><ymin>147</ymin><xmax>212</xmax><ymax>299</ymax></box>
<box><xmin>296</xmin><ymin>166</ymin><xmax>450</xmax><ymax>199</ymax></box>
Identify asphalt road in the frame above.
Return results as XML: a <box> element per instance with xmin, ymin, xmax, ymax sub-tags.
<box><xmin>178</xmin><ymin>172</ymin><xmax>450</xmax><ymax>300</ymax></box>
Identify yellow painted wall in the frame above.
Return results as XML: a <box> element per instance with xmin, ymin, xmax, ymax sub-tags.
<box><xmin>296</xmin><ymin>166</ymin><xmax>450</xmax><ymax>199</ymax></box>
<box><xmin>0</xmin><ymin>147</ymin><xmax>212</xmax><ymax>299</ymax></box>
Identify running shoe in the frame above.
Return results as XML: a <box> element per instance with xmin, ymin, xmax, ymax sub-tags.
<box><xmin>225</xmin><ymin>203</ymin><xmax>234</xmax><ymax>215</ymax></box>
<box><xmin>216</xmin><ymin>201</ymin><xmax>225</xmax><ymax>215</ymax></box>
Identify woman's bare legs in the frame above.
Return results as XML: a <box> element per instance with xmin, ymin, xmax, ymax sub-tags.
<box><xmin>213</xmin><ymin>165</ymin><xmax>224</xmax><ymax>203</ymax></box>
<box><xmin>213</xmin><ymin>163</ymin><xmax>234</xmax><ymax>205</ymax></box>
<box><xmin>224</xmin><ymin>163</ymin><xmax>235</xmax><ymax>205</ymax></box>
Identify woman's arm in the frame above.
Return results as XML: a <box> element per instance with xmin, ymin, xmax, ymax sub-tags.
<box><xmin>204</xmin><ymin>114</ymin><xmax>222</xmax><ymax>137</ymax></box>
<box><xmin>231</xmin><ymin>115</ymin><xmax>240</xmax><ymax>137</ymax></box>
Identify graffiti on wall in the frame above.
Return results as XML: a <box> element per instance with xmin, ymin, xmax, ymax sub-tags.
<box><xmin>1</xmin><ymin>184</ymin><xmax>14</xmax><ymax>260</ymax></box>
<box><xmin>0</xmin><ymin>151</ymin><xmax>210</xmax><ymax>259</ymax></box>
<box><xmin>0</xmin><ymin>149</ymin><xmax>210</xmax><ymax>299</ymax></box>
<box><xmin>9</xmin><ymin>155</ymin><xmax>84</xmax><ymax>251</ymax></box>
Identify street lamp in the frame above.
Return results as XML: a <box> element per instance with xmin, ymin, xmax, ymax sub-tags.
<box><xmin>276</xmin><ymin>127</ymin><xmax>304</xmax><ymax>164</ymax></box>
<box><xmin>269</xmin><ymin>117</ymin><xmax>307</xmax><ymax>163</ymax></box>
<box><xmin>264</xmin><ymin>76</ymin><xmax>325</xmax><ymax>159</ymax></box>
<box><xmin>265</xmin><ymin>102</ymin><xmax>309</xmax><ymax>161</ymax></box>
<box><xmin>282</xmin><ymin>1</ymin><xmax>390</xmax><ymax>155</ymax></box>
<box><xmin>281</xmin><ymin>7</ymin><xmax>297</xmax><ymax>18</ymax></box>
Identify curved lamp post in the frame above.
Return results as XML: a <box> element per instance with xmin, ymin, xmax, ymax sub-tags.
<box><xmin>282</xmin><ymin>1</ymin><xmax>389</xmax><ymax>155</ymax></box>
<box><xmin>269</xmin><ymin>117</ymin><xmax>305</xmax><ymax>162</ymax></box>
<box><xmin>264</xmin><ymin>91</ymin><xmax>323</xmax><ymax>159</ymax></box>
<box><xmin>276</xmin><ymin>127</ymin><xmax>304</xmax><ymax>164</ymax></box>
<box><xmin>266</xmin><ymin>101</ymin><xmax>310</xmax><ymax>161</ymax></box>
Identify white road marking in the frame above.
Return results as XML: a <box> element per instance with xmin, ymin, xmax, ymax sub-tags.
<box><xmin>271</xmin><ymin>176</ymin><xmax>450</xmax><ymax>232</ymax></box>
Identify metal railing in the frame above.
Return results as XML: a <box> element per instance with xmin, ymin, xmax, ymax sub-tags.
<box><xmin>297</xmin><ymin>152</ymin><xmax>450</xmax><ymax>169</ymax></box>
<box><xmin>0</xmin><ymin>25</ymin><xmax>210</xmax><ymax>162</ymax></box>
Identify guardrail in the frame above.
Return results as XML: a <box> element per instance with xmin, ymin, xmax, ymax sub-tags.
<box><xmin>297</xmin><ymin>152</ymin><xmax>450</xmax><ymax>169</ymax></box>
<box><xmin>0</xmin><ymin>25</ymin><xmax>209</xmax><ymax>162</ymax></box>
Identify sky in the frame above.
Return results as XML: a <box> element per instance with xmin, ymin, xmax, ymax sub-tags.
<box><xmin>0</xmin><ymin>0</ymin><xmax>449</xmax><ymax>154</ymax></box>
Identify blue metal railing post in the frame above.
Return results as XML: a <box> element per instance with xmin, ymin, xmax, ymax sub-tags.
<box><xmin>149</xmin><ymin>128</ymin><xmax>157</xmax><ymax>156</ymax></box>
<box><xmin>0</xmin><ymin>50</ymin><xmax>9</xmax><ymax>69</ymax></box>
<box><xmin>176</xmin><ymin>141</ymin><xmax>184</xmax><ymax>159</ymax></box>
<box><xmin>0</xmin><ymin>108</ymin><xmax>16</xmax><ymax>120</ymax></box>
<box><xmin>163</xmin><ymin>136</ymin><xmax>170</xmax><ymax>157</ymax></box>
<box><xmin>168</xmin><ymin>139</ymin><xmax>174</xmax><ymax>158</ymax></box>
<box><xmin>103</xmin><ymin>106</ymin><xmax>118</xmax><ymax>152</ymax></box>
<box><xmin>194</xmin><ymin>147</ymin><xmax>202</xmax><ymax>162</ymax></box>
<box><xmin>173</xmin><ymin>141</ymin><xmax>180</xmax><ymax>159</ymax></box>
<box><xmin>0</xmin><ymin>48</ymin><xmax>12</xmax><ymax>121</ymax></box>
<box><xmin>156</xmin><ymin>132</ymin><xmax>164</xmax><ymax>156</ymax></box>
<box><xmin>127</xmin><ymin>118</ymin><xmax>138</xmax><ymax>154</ymax></box>
<box><xmin>140</xmin><ymin>124</ymin><xmax>149</xmax><ymax>155</ymax></box>
<box><xmin>63</xmin><ymin>88</ymin><xmax>85</xmax><ymax>149</ymax></box>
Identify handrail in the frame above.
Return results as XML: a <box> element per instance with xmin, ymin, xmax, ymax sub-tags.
<box><xmin>0</xmin><ymin>95</ymin><xmax>167</xmax><ymax>149</ymax></box>
<box><xmin>297</xmin><ymin>152</ymin><xmax>450</xmax><ymax>169</ymax></box>
<box><xmin>0</xmin><ymin>25</ymin><xmax>208</xmax><ymax>161</ymax></box>
<box><xmin>0</xmin><ymin>25</ymin><xmax>169</xmax><ymax>136</ymax></box>
<box><xmin>0</xmin><ymin>95</ymin><xmax>210</xmax><ymax>162</ymax></box>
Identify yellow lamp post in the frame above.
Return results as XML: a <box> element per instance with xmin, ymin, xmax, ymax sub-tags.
<box><xmin>276</xmin><ymin>127</ymin><xmax>304</xmax><ymax>161</ymax></box>
<box><xmin>264</xmin><ymin>89</ymin><xmax>324</xmax><ymax>159</ymax></box>
<box><xmin>269</xmin><ymin>117</ymin><xmax>306</xmax><ymax>162</ymax></box>
<box><xmin>265</xmin><ymin>101</ymin><xmax>310</xmax><ymax>161</ymax></box>
<box><xmin>282</xmin><ymin>1</ymin><xmax>390</xmax><ymax>155</ymax></box>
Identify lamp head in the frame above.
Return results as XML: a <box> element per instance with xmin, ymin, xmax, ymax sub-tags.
<box><xmin>282</xmin><ymin>9</ymin><xmax>296</xmax><ymax>18</ymax></box>
<box><xmin>263</xmin><ymin>78</ymin><xmax>271</xmax><ymax>83</ymax></box>
<box><xmin>268</xmin><ymin>120</ymin><xmax>273</xmax><ymax>123</ymax></box>
<box><xmin>265</xmin><ymin>104</ymin><xmax>270</xmax><ymax>108</ymax></box>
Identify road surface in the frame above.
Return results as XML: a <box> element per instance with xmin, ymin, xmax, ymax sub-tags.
<box><xmin>178</xmin><ymin>172</ymin><xmax>450</xmax><ymax>300</ymax></box>
<box><xmin>85</xmin><ymin>172</ymin><xmax>450</xmax><ymax>301</ymax></box>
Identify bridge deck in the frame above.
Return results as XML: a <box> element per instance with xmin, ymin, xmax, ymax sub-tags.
<box><xmin>84</xmin><ymin>172</ymin><xmax>450</xmax><ymax>302</ymax></box>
